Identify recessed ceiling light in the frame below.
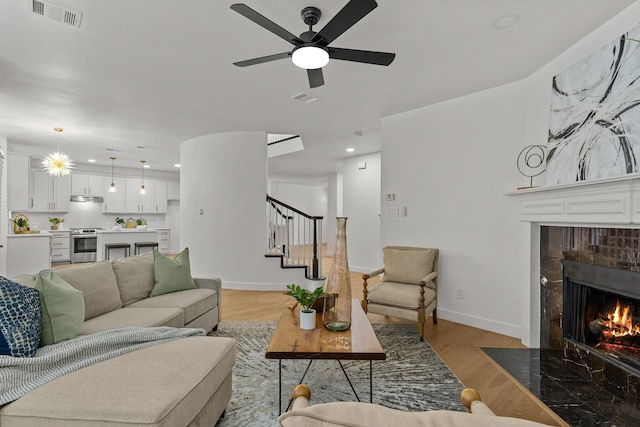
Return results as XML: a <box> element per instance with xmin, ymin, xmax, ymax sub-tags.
<box><xmin>493</xmin><ymin>14</ymin><xmax>520</xmax><ymax>30</ymax></box>
<box><xmin>88</xmin><ymin>159</ymin><xmax>96</xmax><ymax>163</ymax></box>
<box><xmin>346</xmin><ymin>148</ymin><xmax>355</xmax><ymax>152</ymax></box>
<box><xmin>174</xmin><ymin>164</ymin><xmax>181</xmax><ymax>168</ymax></box>
<box><xmin>143</xmin><ymin>164</ymin><xmax>150</xmax><ymax>168</ymax></box>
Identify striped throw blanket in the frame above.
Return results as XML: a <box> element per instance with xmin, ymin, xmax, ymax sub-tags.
<box><xmin>0</xmin><ymin>326</ymin><xmax>206</xmax><ymax>405</ymax></box>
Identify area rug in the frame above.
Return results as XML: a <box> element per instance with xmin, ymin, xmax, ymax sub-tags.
<box><xmin>212</xmin><ymin>321</ymin><xmax>465</xmax><ymax>427</ymax></box>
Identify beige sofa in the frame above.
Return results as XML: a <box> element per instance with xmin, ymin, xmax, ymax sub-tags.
<box><xmin>279</xmin><ymin>385</ymin><xmax>553</xmax><ymax>427</ymax></box>
<box><xmin>3</xmin><ymin>253</ymin><xmax>235</xmax><ymax>426</ymax></box>
<box><xmin>14</xmin><ymin>252</ymin><xmax>221</xmax><ymax>334</ymax></box>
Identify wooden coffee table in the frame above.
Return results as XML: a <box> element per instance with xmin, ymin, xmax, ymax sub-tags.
<box><xmin>266</xmin><ymin>298</ymin><xmax>386</xmax><ymax>414</ymax></box>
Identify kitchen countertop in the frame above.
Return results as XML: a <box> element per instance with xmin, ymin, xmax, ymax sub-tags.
<box><xmin>97</xmin><ymin>229</ymin><xmax>157</xmax><ymax>234</ymax></box>
<box><xmin>8</xmin><ymin>231</ymin><xmax>51</xmax><ymax>237</ymax></box>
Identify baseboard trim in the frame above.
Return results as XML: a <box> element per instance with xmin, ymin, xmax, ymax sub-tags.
<box><xmin>438</xmin><ymin>308</ymin><xmax>523</xmax><ymax>341</ymax></box>
<box><xmin>222</xmin><ymin>279</ymin><xmax>320</xmax><ymax>291</ymax></box>
<box><xmin>349</xmin><ymin>265</ymin><xmax>377</xmax><ymax>275</ymax></box>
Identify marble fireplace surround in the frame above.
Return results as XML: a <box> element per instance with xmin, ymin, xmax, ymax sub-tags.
<box><xmin>509</xmin><ymin>174</ymin><xmax>640</xmax><ymax>348</ymax></box>
<box><xmin>509</xmin><ymin>175</ymin><xmax>640</xmax><ymax>414</ymax></box>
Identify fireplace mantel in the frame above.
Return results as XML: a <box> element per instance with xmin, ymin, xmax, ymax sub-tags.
<box><xmin>506</xmin><ymin>174</ymin><xmax>640</xmax><ymax>226</ymax></box>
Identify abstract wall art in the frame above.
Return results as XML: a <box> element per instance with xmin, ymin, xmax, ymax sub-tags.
<box><xmin>546</xmin><ymin>26</ymin><xmax>640</xmax><ymax>185</ymax></box>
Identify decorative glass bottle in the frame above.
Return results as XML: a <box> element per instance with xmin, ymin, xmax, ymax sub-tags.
<box><xmin>323</xmin><ymin>217</ymin><xmax>352</xmax><ymax>331</ymax></box>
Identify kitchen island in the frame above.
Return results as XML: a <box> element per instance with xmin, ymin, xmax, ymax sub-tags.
<box><xmin>7</xmin><ymin>232</ymin><xmax>51</xmax><ymax>277</ymax></box>
<box><xmin>96</xmin><ymin>229</ymin><xmax>158</xmax><ymax>261</ymax></box>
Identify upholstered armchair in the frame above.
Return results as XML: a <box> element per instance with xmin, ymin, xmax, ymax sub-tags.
<box><xmin>362</xmin><ymin>246</ymin><xmax>438</xmax><ymax>340</ymax></box>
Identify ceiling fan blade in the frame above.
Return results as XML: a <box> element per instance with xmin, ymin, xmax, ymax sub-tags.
<box><xmin>307</xmin><ymin>68</ymin><xmax>325</xmax><ymax>88</ymax></box>
<box><xmin>233</xmin><ymin>52</ymin><xmax>291</xmax><ymax>67</ymax></box>
<box><xmin>230</xmin><ymin>4</ymin><xmax>303</xmax><ymax>45</ymax></box>
<box><xmin>312</xmin><ymin>0</ymin><xmax>378</xmax><ymax>45</ymax></box>
<box><xmin>329</xmin><ymin>47</ymin><xmax>395</xmax><ymax>66</ymax></box>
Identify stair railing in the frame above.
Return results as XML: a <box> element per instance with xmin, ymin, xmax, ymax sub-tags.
<box><xmin>266</xmin><ymin>195</ymin><xmax>324</xmax><ymax>280</ymax></box>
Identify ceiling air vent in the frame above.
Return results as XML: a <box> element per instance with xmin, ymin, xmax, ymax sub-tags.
<box><xmin>27</xmin><ymin>0</ymin><xmax>83</xmax><ymax>28</ymax></box>
<box><xmin>290</xmin><ymin>92</ymin><xmax>319</xmax><ymax>104</ymax></box>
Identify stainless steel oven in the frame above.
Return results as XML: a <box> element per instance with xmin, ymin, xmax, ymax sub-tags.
<box><xmin>70</xmin><ymin>228</ymin><xmax>102</xmax><ymax>263</ymax></box>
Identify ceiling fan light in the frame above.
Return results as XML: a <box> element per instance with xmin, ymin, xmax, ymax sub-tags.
<box><xmin>292</xmin><ymin>46</ymin><xmax>329</xmax><ymax>69</ymax></box>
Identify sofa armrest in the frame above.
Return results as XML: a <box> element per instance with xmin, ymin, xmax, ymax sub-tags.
<box><xmin>291</xmin><ymin>384</ymin><xmax>311</xmax><ymax>411</ymax></box>
<box><xmin>194</xmin><ymin>277</ymin><xmax>222</xmax><ymax>307</ymax></box>
<box><xmin>363</xmin><ymin>267</ymin><xmax>385</xmax><ymax>280</ymax></box>
<box><xmin>460</xmin><ymin>388</ymin><xmax>496</xmax><ymax>416</ymax></box>
<box><xmin>421</xmin><ymin>271</ymin><xmax>438</xmax><ymax>290</ymax></box>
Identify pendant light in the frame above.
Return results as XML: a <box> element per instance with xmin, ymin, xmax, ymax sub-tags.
<box><xmin>139</xmin><ymin>160</ymin><xmax>146</xmax><ymax>194</ymax></box>
<box><xmin>42</xmin><ymin>127</ymin><xmax>74</xmax><ymax>177</ymax></box>
<box><xmin>108</xmin><ymin>157</ymin><xmax>117</xmax><ymax>193</ymax></box>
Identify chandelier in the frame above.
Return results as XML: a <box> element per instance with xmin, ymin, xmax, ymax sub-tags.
<box><xmin>42</xmin><ymin>127</ymin><xmax>74</xmax><ymax>177</ymax></box>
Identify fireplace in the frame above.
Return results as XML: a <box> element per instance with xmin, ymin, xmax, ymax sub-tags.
<box><xmin>562</xmin><ymin>260</ymin><xmax>640</xmax><ymax>375</ymax></box>
<box><xmin>509</xmin><ymin>178</ymin><xmax>640</xmax><ymax>415</ymax></box>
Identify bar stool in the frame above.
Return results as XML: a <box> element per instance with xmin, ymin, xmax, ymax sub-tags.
<box><xmin>134</xmin><ymin>241</ymin><xmax>159</xmax><ymax>255</ymax></box>
<box><xmin>105</xmin><ymin>243</ymin><xmax>130</xmax><ymax>260</ymax></box>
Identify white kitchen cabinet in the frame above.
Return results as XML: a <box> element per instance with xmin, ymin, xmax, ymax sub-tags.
<box><xmin>30</xmin><ymin>171</ymin><xmax>70</xmax><ymax>212</ymax></box>
<box><xmin>125</xmin><ymin>178</ymin><xmax>155</xmax><ymax>213</ymax></box>
<box><xmin>167</xmin><ymin>181</ymin><xmax>180</xmax><ymax>201</ymax></box>
<box><xmin>7</xmin><ymin>233</ymin><xmax>51</xmax><ymax>277</ymax></box>
<box><xmin>102</xmin><ymin>177</ymin><xmax>126</xmax><ymax>213</ymax></box>
<box><xmin>154</xmin><ymin>181</ymin><xmax>167</xmax><ymax>213</ymax></box>
<box><xmin>71</xmin><ymin>174</ymin><xmax>103</xmax><ymax>196</ymax></box>
<box><xmin>50</xmin><ymin>230</ymin><xmax>71</xmax><ymax>263</ymax></box>
<box><xmin>7</xmin><ymin>153</ymin><xmax>30</xmax><ymax>211</ymax></box>
<box><xmin>155</xmin><ymin>228</ymin><xmax>171</xmax><ymax>254</ymax></box>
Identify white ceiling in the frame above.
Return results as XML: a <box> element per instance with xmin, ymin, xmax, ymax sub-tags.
<box><xmin>0</xmin><ymin>0</ymin><xmax>635</xmax><ymax>182</ymax></box>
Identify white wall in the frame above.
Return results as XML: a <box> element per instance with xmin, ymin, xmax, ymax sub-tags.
<box><xmin>270</xmin><ymin>182</ymin><xmax>327</xmax><ymax>218</ymax></box>
<box><xmin>269</xmin><ymin>181</ymin><xmax>328</xmax><ymax>243</ymax></box>
<box><xmin>181</xmin><ymin>131</ymin><xmax>317</xmax><ymax>290</ymax></box>
<box><xmin>326</xmin><ymin>172</ymin><xmax>343</xmax><ymax>256</ymax></box>
<box><xmin>166</xmin><ymin>200</ymin><xmax>180</xmax><ymax>254</ymax></box>
<box><xmin>342</xmin><ymin>152</ymin><xmax>382</xmax><ymax>272</ymax></box>
<box><xmin>378</xmin><ymin>1</ymin><xmax>640</xmax><ymax>344</ymax></box>
<box><xmin>0</xmin><ymin>137</ymin><xmax>7</xmax><ymax>275</ymax></box>
<box><xmin>381</xmin><ymin>82</ymin><xmax>527</xmax><ymax>339</ymax></box>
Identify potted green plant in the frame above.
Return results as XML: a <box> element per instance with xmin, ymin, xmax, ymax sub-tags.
<box><xmin>115</xmin><ymin>217</ymin><xmax>125</xmax><ymax>228</ymax></box>
<box><xmin>11</xmin><ymin>217</ymin><xmax>29</xmax><ymax>233</ymax></box>
<box><xmin>284</xmin><ymin>284</ymin><xmax>324</xmax><ymax>330</ymax></box>
<box><xmin>48</xmin><ymin>217</ymin><xmax>63</xmax><ymax>230</ymax></box>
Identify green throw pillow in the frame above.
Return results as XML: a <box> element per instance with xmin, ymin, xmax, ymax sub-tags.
<box><xmin>34</xmin><ymin>270</ymin><xmax>85</xmax><ymax>346</ymax></box>
<box><xmin>151</xmin><ymin>248</ymin><xmax>197</xmax><ymax>297</ymax></box>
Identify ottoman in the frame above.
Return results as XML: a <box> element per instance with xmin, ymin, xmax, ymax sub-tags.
<box><xmin>0</xmin><ymin>336</ymin><xmax>236</xmax><ymax>427</ymax></box>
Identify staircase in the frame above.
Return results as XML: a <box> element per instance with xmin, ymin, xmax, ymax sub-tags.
<box><xmin>266</xmin><ymin>195</ymin><xmax>324</xmax><ymax>280</ymax></box>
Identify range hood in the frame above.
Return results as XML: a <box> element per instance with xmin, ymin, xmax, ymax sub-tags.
<box><xmin>70</xmin><ymin>195</ymin><xmax>104</xmax><ymax>203</ymax></box>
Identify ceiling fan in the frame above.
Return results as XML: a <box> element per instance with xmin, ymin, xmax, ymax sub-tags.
<box><xmin>230</xmin><ymin>0</ymin><xmax>395</xmax><ymax>88</ymax></box>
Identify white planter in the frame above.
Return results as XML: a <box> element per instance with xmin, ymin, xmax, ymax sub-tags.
<box><xmin>300</xmin><ymin>309</ymin><xmax>316</xmax><ymax>330</ymax></box>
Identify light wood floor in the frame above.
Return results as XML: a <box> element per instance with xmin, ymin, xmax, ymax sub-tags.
<box><xmin>221</xmin><ymin>251</ymin><xmax>569</xmax><ymax>426</ymax></box>
<box><xmin>55</xmin><ymin>250</ymin><xmax>567</xmax><ymax>425</ymax></box>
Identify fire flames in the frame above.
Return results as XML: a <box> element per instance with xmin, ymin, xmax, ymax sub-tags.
<box><xmin>600</xmin><ymin>300</ymin><xmax>640</xmax><ymax>339</ymax></box>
